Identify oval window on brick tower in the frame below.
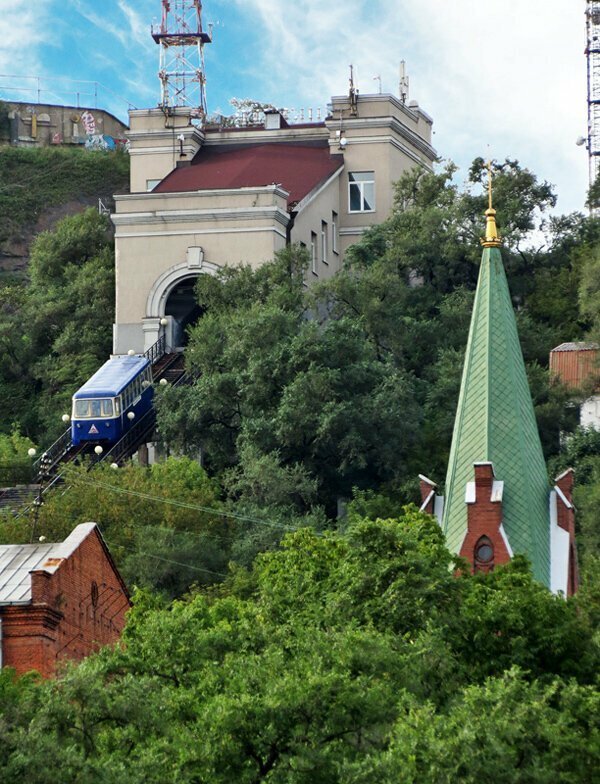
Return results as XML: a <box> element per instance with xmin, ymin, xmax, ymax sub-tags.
<box><xmin>474</xmin><ymin>536</ymin><xmax>494</xmax><ymax>572</ymax></box>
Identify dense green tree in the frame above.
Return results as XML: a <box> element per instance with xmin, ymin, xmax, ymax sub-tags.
<box><xmin>350</xmin><ymin>672</ymin><xmax>600</xmax><ymax>784</ymax></box>
<box><xmin>0</xmin><ymin>458</ymin><xmax>229</xmax><ymax>599</ymax></box>
<box><xmin>0</xmin><ymin>209</ymin><xmax>114</xmax><ymax>439</ymax></box>
<box><xmin>157</xmin><ymin>247</ymin><xmax>421</xmax><ymax>512</ymax></box>
<box><xmin>0</xmin><ymin>511</ymin><xmax>597</xmax><ymax>782</ymax></box>
<box><xmin>155</xmin><ymin>158</ymin><xmax>587</xmax><ymax>510</ymax></box>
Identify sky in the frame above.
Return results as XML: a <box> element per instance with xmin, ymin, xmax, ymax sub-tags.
<box><xmin>0</xmin><ymin>0</ymin><xmax>590</xmax><ymax>214</ymax></box>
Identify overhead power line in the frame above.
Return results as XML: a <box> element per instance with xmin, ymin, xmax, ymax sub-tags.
<box><xmin>71</xmin><ymin>475</ymin><xmax>302</xmax><ymax>532</ymax></box>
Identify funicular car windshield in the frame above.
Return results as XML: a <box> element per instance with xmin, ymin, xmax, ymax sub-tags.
<box><xmin>74</xmin><ymin>399</ymin><xmax>114</xmax><ymax>418</ymax></box>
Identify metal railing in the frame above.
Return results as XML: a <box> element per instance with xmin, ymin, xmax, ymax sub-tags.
<box><xmin>32</xmin><ymin>427</ymin><xmax>71</xmax><ymax>475</ymax></box>
<box><xmin>145</xmin><ymin>334</ymin><xmax>167</xmax><ymax>366</ymax></box>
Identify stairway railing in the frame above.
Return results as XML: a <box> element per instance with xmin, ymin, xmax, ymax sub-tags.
<box><xmin>32</xmin><ymin>428</ymin><xmax>71</xmax><ymax>475</ymax></box>
<box><xmin>145</xmin><ymin>334</ymin><xmax>167</xmax><ymax>365</ymax></box>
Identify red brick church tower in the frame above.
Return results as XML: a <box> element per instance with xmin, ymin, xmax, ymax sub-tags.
<box><xmin>419</xmin><ymin>174</ymin><xmax>578</xmax><ymax>594</ymax></box>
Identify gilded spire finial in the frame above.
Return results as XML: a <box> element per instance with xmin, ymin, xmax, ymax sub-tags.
<box><xmin>481</xmin><ymin>160</ymin><xmax>502</xmax><ymax>247</ymax></box>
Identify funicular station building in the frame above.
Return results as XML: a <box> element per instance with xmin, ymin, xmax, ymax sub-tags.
<box><xmin>111</xmin><ymin>90</ymin><xmax>436</xmax><ymax>354</ymax></box>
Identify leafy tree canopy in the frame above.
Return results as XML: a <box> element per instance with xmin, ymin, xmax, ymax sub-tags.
<box><xmin>0</xmin><ymin>510</ymin><xmax>597</xmax><ymax>782</ymax></box>
<box><xmin>0</xmin><ymin>208</ymin><xmax>114</xmax><ymax>440</ymax></box>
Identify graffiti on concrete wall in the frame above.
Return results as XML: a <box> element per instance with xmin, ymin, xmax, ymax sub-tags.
<box><xmin>78</xmin><ymin>110</ymin><xmax>128</xmax><ymax>151</ymax></box>
<box><xmin>80</xmin><ymin>110</ymin><xmax>97</xmax><ymax>135</ymax></box>
<box><xmin>84</xmin><ymin>133</ymin><xmax>129</xmax><ymax>151</ymax></box>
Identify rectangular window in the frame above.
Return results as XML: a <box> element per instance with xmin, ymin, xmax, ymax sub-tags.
<box><xmin>348</xmin><ymin>172</ymin><xmax>375</xmax><ymax>212</ymax></box>
<box><xmin>73</xmin><ymin>399</ymin><xmax>115</xmax><ymax>418</ymax></box>
<box><xmin>311</xmin><ymin>231</ymin><xmax>318</xmax><ymax>275</ymax></box>
<box><xmin>332</xmin><ymin>211</ymin><xmax>338</xmax><ymax>254</ymax></box>
<box><xmin>321</xmin><ymin>221</ymin><xmax>328</xmax><ymax>265</ymax></box>
<box><xmin>74</xmin><ymin>400</ymin><xmax>89</xmax><ymax>418</ymax></box>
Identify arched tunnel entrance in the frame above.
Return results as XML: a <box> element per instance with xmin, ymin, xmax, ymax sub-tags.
<box><xmin>164</xmin><ymin>276</ymin><xmax>204</xmax><ymax>348</ymax></box>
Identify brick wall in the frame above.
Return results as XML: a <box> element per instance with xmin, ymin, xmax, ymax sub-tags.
<box><xmin>459</xmin><ymin>463</ymin><xmax>511</xmax><ymax>574</ymax></box>
<box><xmin>1</xmin><ymin>527</ymin><xmax>129</xmax><ymax>677</ymax></box>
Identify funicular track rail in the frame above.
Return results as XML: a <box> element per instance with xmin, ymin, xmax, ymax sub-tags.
<box><xmin>19</xmin><ymin>345</ymin><xmax>193</xmax><ymax>517</ymax></box>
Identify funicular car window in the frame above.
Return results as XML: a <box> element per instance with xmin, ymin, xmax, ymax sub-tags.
<box><xmin>75</xmin><ymin>400</ymin><xmax>89</xmax><ymax>417</ymax></box>
<box><xmin>102</xmin><ymin>399</ymin><xmax>114</xmax><ymax>416</ymax></box>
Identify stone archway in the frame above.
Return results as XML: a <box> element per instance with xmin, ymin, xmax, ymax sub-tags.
<box><xmin>143</xmin><ymin>249</ymin><xmax>220</xmax><ymax>350</ymax></box>
<box><xmin>164</xmin><ymin>276</ymin><xmax>204</xmax><ymax>347</ymax></box>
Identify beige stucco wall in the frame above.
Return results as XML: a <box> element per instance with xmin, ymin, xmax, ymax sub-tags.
<box><xmin>292</xmin><ymin>172</ymin><xmax>342</xmax><ymax>280</ymax></box>
<box><xmin>128</xmin><ymin>108</ymin><xmax>204</xmax><ymax>193</ymax></box>
<box><xmin>331</xmin><ymin>97</ymin><xmax>435</xmax><ymax>258</ymax></box>
<box><xmin>112</xmin><ymin>186</ymin><xmax>289</xmax><ymax>353</ymax></box>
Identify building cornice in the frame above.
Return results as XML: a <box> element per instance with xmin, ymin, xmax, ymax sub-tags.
<box><xmin>334</xmin><ymin>133</ymin><xmax>434</xmax><ymax>168</ymax></box>
<box><xmin>333</xmin><ymin>115</ymin><xmax>436</xmax><ymax>161</ymax></box>
<box><xmin>114</xmin><ymin>185</ymin><xmax>290</xmax><ymax>203</ymax></box>
<box><xmin>330</xmin><ymin>92</ymin><xmax>432</xmax><ymax>124</ymax></box>
<box><xmin>112</xmin><ymin>205</ymin><xmax>291</xmax><ymax>230</ymax></box>
<box><xmin>114</xmin><ymin>225</ymin><xmax>288</xmax><ymax>241</ymax></box>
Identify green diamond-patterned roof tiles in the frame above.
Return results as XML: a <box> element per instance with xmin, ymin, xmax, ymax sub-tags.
<box><xmin>442</xmin><ymin>246</ymin><xmax>550</xmax><ymax>586</ymax></box>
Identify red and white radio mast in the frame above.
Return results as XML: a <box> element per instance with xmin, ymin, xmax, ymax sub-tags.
<box><xmin>152</xmin><ymin>1</ymin><xmax>212</xmax><ymax>116</ymax></box>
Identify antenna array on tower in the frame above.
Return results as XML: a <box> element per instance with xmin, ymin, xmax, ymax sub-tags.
<box><xmin>586</xmin><ymin>1</ymin><xmax>600</xmax><ymax>189</ymax></box>
<box><xmin>152</xmin><ymin>0</ymin><xmax>212</xmax><ymax>116</ymax></box>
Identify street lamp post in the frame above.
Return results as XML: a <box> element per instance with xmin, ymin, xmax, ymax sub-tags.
<box><xmin>31</xmin><ymin>454</ymin><xmax>51</xmax><ymax>543</ymax></box>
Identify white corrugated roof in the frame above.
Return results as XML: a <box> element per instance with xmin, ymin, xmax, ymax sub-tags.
<box><xmin>0</xmin><ymin>523</ymin><xmax>98</xmax><ymax>605</ymax></box>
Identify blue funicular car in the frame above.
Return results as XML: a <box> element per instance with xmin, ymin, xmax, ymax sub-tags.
<box><xmin>71</xmin><ymin>355</ymin><xmax>154</xmax><ymax>446</ymax></box>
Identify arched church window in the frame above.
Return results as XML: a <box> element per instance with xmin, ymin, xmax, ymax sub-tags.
<box><xmin>474</xmin><ymin>535</ymin><xmax>494</xmax><ymax>573</ymax></box>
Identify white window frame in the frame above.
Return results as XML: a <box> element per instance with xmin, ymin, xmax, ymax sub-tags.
<box><xmin>321</xmin><ymin>221</ymin><xmax>328</xmax><ymax>265</ymax></box>
<box><xmin>310</xmin><ymin>231</ymin><xmax>318</xmax><ymax>275</ymax></box>
<box><xmin>348</xmin><ymin>171</ymin><xmax>375</xmax><ymax>213</ymax></box>
<box><xmin>332</xmin><ymin>211</ymin><xmax>338</xmax><ymax>254</ymax></box>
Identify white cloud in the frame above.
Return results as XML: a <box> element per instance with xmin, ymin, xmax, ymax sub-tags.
<box><xmin>230</xmin><ymin>0</ymin><xmax>588</xmax><ymax>212</ymax></box>
<box><xmin>0</xmin><ymin>0</ymin><xmax>51</xmax><ymax>75</ymax></box>
<box><xmin>69</xmin><ymin>0</ymin><xmax>156</xmax><ymax>109</ymax></box>
<box><xmin>117</xmin><ymin>0</ymin><xmax>155</xmax><ymax>53</ymax></box>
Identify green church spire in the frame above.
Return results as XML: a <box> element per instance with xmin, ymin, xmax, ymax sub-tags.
<box><xmin>442</xmin><ymin>171</ymin><xmax>550</xmax><ymax>585</ymax></box>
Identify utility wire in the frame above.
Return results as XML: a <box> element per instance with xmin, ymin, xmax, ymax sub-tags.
<box><xmin>70</xmin><ymin>475</ymin><xmax>301</xmax><ymax>532</ymax></box>
<box><xmin>102</xmin><ymin>539</ymin><xmax>229</xmax><ymax>579</ymax></box>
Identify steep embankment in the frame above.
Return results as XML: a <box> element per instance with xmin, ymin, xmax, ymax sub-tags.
<box><xmin>0</xmin><ymin>146</ymin><xmax>129</xmax><ymax>279</ymax></box>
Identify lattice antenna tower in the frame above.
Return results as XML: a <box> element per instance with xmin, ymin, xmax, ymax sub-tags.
<box><xmin>586</xmin><ymin>1</ymin><xmax>600</xmax><ymax>190</ymax></box>
<box><xmin>152</xmin><ymin>0</ymin><xmax>212</xmax><ymax>117</ymax></box>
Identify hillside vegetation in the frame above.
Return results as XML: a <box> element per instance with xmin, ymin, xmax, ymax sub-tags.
<box><xmin>3</xmin><ymin>157</ymin><xmax>600</xmax><ymax>590</ymax></box>
<box><xmin>0</xmin><ymin>155</ymin><xmax>600</xmax><ymax>779</ymax></box>
<box><xmin>0</xmin><ymin>145</ymin><xmax>129</xmax><ymax>276</ymax></box>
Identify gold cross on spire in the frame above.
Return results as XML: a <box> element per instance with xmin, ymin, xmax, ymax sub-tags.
<box><xmin>481</xmin><ymin>160</ymin><xmax>502</xmax><ymax>248</ymax></box>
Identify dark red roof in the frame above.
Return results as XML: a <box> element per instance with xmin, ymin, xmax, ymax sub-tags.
<box><xmin>154</xmin><ymin>143</ymin><xmax>344</xmax><ymax>207</ymax></box>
